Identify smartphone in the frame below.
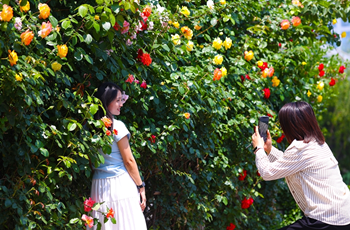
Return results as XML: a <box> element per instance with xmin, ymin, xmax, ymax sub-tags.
<box><xmin>258</xmin><ymin>116</ymin><xmax>269</xmax><ymax>142</ymax></box>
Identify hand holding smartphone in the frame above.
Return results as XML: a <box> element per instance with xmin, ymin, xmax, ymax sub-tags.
<box><xmin>258</xmin><ymin>116</ymin><xmax>269</xmax><ymax>142</ymax></box>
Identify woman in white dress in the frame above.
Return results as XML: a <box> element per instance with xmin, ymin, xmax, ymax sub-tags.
<box><xmin>89</xmin><ymin>82</ymin><xmax>147</xmax><ymax>230</ymax></box>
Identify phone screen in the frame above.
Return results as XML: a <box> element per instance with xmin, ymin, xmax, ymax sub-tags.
<box><xmin>258</xmin><ymin>116</ymin><xmax>269</xmax><ymax>142</ymax></box>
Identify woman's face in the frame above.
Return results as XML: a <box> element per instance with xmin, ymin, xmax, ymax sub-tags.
<box><xmin>108</xmin><ymin>91</ymin><xmax>123</xmax><ymax>116</ymax></box>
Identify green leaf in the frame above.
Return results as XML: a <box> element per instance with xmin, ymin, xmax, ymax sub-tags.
<box><xmin>162</xmin><ymin>44</ymin><xmax>170</xmax><ymax>52</ymax></box>
<box><xmin>111</xmin><ymin>217</ymin><xmax>116</xmax><ymax>224</ymax></box>
<box><xmin>40</xmin><ymin>148</ymin><xmax>49</xmax><ymax>157</ymax></box>
<box><xmin>78</xmin><ymin>5</ymin><xmax>88</xmax><ymax>18</ymax></box>
<box><xmin>35</xmin><ymin>140</ymin><xmax>44</xmax><ymax>149</ymax></box>
<box><xmin>68</xmin><ymin>122</ymin><xmax>77</xmax><ymax>131</ymax></box>
<box><xmin>110</xmin><ymin>14</ymin><xmax>116</xmax><ymax>27</ymax></box>
<box><xmin>49</xmin><ymin>16</ymin><xmax>58</xmax><ymax>28</ymax></box>
<box><xmin>93</xmin><ymin>22</ymin><xmax>100</xmax><ymax>33</ymax></box>
<box><xmin>84</xmin><ymin>34</ymin><xmax>93</xmax><ymax>44</ymax></box>
<box><xmin>5</xmin><ymin>199</ymin><xmax>11</xmax><ymax>207</ymax></box>
<box><xmin>92</xmin><ymin>203</ymin><xmax>101</xmax><ymax>210</ymax></box>
<box><xmin>62</xmin><ymin>20</ymin><xmax>71</xmax><ymax>30</ymax></box>
<box><xmin>84</xmin><ymin>54</ymin><xmax>94</xmax><ymax>64</ymax></box>
<box><xmin>69</xmin><ymin>218</ymin><xmax>79</xmax><ymax>224</ymax></box>
<box><xmin>90</xmin><ymin>104</ymin><xmax>99</xmax><ymax>115</ymax></box>
<box><xmin>96</xmin><ymin>0</ymin><xmax>104</xmax><ymax>5</ymax></box>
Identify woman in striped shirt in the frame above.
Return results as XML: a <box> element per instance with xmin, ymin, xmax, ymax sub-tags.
<box><xmin>252</xmin><ymin>101</ymin><xmax>350</xmax><ymax>230</ymax></box>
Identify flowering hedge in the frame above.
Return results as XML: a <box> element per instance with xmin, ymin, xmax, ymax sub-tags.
<box><xmin>0</xmin><ymin>0</ymin><xmax>349</xmax><ymax>229</ymax></box>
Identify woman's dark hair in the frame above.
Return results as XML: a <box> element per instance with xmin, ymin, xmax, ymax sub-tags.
<box><xmin>94</xmin><ymin>82</ymin><xmax>122</xmax><ymax>129</ymax></box>
<box><xmin>278</xmin><ymin>101</ymin><xmax>325</xmax><ymax>145</ymax></box>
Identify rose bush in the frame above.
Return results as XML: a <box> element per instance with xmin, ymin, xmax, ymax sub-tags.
<box><xmin>0</xmin><ymin>0</ymin><xmax>349</xmax><ymax>229</ymax></box>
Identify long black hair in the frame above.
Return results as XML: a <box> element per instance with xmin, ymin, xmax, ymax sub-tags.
<box><xmin>94</xmin><ymin>82</ymin><xmax>122</xmax><ymax>130</ymax></box>
<box><xmin>278</xmin><ymin>101</ymin><xmax>325</xmax><ymax>145</ymax></box>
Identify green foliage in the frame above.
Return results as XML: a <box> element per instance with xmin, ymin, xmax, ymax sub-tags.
<box><xmin>0</xmin><ymin>0</ymin><xmax>349</xmax><ymax>229</ymax></box>
<box><xmin>319</xmin><ymin>77</ymin><xmax>350</xmax><ymax>184</ymax></box>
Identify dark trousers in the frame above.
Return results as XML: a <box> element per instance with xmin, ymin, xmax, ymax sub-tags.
<box><xmin>279</xmin><ymin>216</ymin><xmax>350</xmax><ymax>230</ymax></box>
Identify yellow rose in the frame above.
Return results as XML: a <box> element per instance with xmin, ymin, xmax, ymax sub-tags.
<box><xmin>257</xmin><ymin>61</ymin><xmax>263</xmax><ymax>67</ymax></box>
<box><xmin>221</xmin><ymin>67</ymin><xmax>227</xmax><ymax>76</ymax></box>
<box><xmin>51</xmin><ymin>62</ymin><xmax>62</xmax><ymax>72</ymax></box>
<box><xmin>307</xmin><ymin>90</ymin><xmax>311</xmax><ymax>97</ymax></box>
<box><xmin>168</xmin><ymin>20</ymin><xmax>173</xmax><ymax>25</ymax></box>
<box><xmin>220</xmin><ymin>0</ymin><xmax>226</xmax><ymax>4</ymax></box>
<box><xmin>181</xmin><ymin>6</ymin><xmax>190</xmax><ymax>16</ymax></box>
<box><xmin>57</xmin><ymin>44</ymin><xmax>68</xmax><ymax>58</ymax></box>
<box><xmin>38</xmin><ymin>3</ymin><xmax>51</xmax><ymax>20</ymax></box>
<box><xmin>272</xmin><ymin>76</ymin><xmax>280</xmax><ymax>87</ymax></box>
<box><xmin>341</xmin><ymin>32</ymin><xmax>346</xmax><ymax>38</ymax></box>
<box><xmin>332</xmin><ymin>19</ymin><xmax>337</xmax><ymax>25</ymax></box>
<box><xmin>171</xmin><ymin>34</ymin><xmax>181</xmax><ymax>45</ymax></box>
<box><xmin>173</xmin><ymin>21</ymin><xmax>180</xmax><ymax>28</ymax></box>
<box><xmin>194</xmin><ymin>24</ymin><xmax>201</xmax><ymax>30</ymax></box>
<box><xmin>199</xmin><ymin>45</ymin><xmax>204</xmax><ymax>48</ymax></box>
<box><xmin>161</xmin><ymin>82</ymin><xmax>165</xmax><ymax>85</ymax></box>
<box><xmin>1</xmin><ymin>4</ymin><xmax>13</xmax><ymax>22</ymax></box>
<box><xmin>186</xmin><ymin>41</ymin><xmax>194</xmax><ymax>51</ymax></box>
<box><xmin>8</xmin><ymin>50</ymin><xmax>18</xmax><ymax>66</ymax></box>
<box><xmin>302</xmin><ymin>62</ymin><xmax>306</xmax><ymax>65</ymax></box>
<box><xmin>213</xmin><ymin>55</ymin><xmax>223</xmax><ymax>65</ymax></box>
<box><xmin>20</xmin><ymin>30</ymin><xmax>34</xmax><ymax>46</ymax></box>
<box><xmin>317</xmin><ymin>95</ymin><xmax>323</xmax><ymax>103</ymax></box>
<box><xmin>223</xmin><ymin>37</ymin><xmax>232</xmax><ymax>50</ymax></box>
<box><xmin>181</xmin><ymin>26</ymin><xmax>193</xmax><ymax>40</ymax></box>
<box><xmin>20</xmin><ymin>0</ymin><xmax>30</xmax><ymax>13</ymax></box>
<box><xmin>95</xmin><ymin>15</ymin><xmax>100</xmax><ymax>20</ymax></box>
<box><xmin>244</xmin><ymin>50</ymin><xmax>254</xmax><ymax>61</ymax></box>
<box><xmin>317</xmin><ymin>82</ymin><xmax>324</xmax><ymax>91</ymax></box>
<box><xmin>15</xmin><ymin>73</ymin><xmax>23</xmax><ymax>81</ymax></box>
<box><xmin>212</xmin><ymin>38</ymin><xmax>222</xmax><ymax>50</ymax></box>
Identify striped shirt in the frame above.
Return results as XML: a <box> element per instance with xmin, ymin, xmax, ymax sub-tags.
<box><xmin>255</xmin><ymin>139</ymin><xmax>350</xmax><ymax>225</ymax></box>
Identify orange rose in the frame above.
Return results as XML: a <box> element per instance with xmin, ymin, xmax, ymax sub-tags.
<box><xmin>1</xmin><ymin>4</ymin><xmax>13</xmax><ymax>22</ymax></box>
<box><xmin>57</xmin><ymin>44</ymin><xmax>68</xmax><ymax>58</ymax></box>
<box><xmin>38</xmin><ymin>21</ymin><xmax>52</xmax><ymax>38</ymax></box>
<box><xmin>280</xmin><ymin>19</ymin><xmax>290</xmax><ymax>30</ymax></box>
<box><xmin>38</xmin><ymin>3</ymin><xmax>50</xmax><ymax>19</ymax></box>
<box><xmin>213</xmin><ymin>68</ymin><xmax>222</xmax><ymax>81</ymax></box>
<box><xmin>184</xmin><ymin>113</ymin><xmax>191</xmax><ymax>119</ymax></box>
<box><xmin>291</xmin><ymin>16</ymin><xmax>301</xmax><ymax>27</ymax></box>
<box><xmin>268</xmin><ymin>67</ymin><xmax>274</xmax><ymax>77</ymax></box>
<box><xmin>101</xmin><ymin>116</ymin><xmax>112</xmax><ymax>128</ymax></box>
<box><xmin>8</xmin><ymin>50</ymin><xmax>18</xmax><ymax>66</ymax></box>
<box><xmin>20</xmin><ymin>30</ymin><xmax>34</xmax><ymax>46</ymax></box>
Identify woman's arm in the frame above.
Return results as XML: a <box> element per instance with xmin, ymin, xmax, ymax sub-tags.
<box><xmin>117</xmin><ymin>136</ymin><xmax>146</xmax><ymax>211</ymax></box>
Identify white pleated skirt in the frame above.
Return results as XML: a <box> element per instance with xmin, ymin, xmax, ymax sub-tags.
<box><xmin>88</xmin><ymin>172</ymin><xmax>147</xmax><ymax>230</ymax></box>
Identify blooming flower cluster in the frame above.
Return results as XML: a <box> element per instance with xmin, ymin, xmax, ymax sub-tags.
<box><xmin>81</xmin><ymin>197</ymin><xmax>115</xmax><ymax>228</ymax></box>
<box><xmin>241</xmin><ymin>197</ymin><xmax>254</xmax><ymax>209</ymax></box>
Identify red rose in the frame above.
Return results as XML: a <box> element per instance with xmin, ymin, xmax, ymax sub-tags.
<box><xmin>142</xmin><ymin>6</ymin><xmax>152</xmax><ymax>17</ymax></box>
<box><xmin>140</xmin><ymin>15</ymin><xmax>148</xmax><ymax>31</ymax></box>
<box><xmin>318</xmin><ymin>63</ymin><xmax>324</xmax><ymax>71</ymax></box>
<box><xmin>240</xmin><ymin>74</ymin><xmax>250</xmax><ymax>82</ymax></box>
<box><xmin>263</xmin><ymin>88</ymin><xmax>270</xmax><ymax>99</ymax></box>
<box><xmin>276</xmin><ymin>134</ymin><xmax>285</xmax><ymax>143</ymax></box>
<box><xmin>238</xmin><ymin>169</ymin><xmax>247</xmax><ymax>181</ymax></box>
<box><xmin>258</xmin><ymin>62</ymin><xmax>268</xmax><ymax>71</ymax></box>
<box><xmin>256</xmin><ymin>171</ymin><xmax>261</xmax><ymax>177</ymax></box>
<box><xmin>319</xmin><ymin>70</ymin><xmax>325</xmax><ymax>77</ymax></box>
<box><xmin>241</xmin><ymin>197</ymin><xmax>254</xmax><ymax>209</ymax></box>
<box><xmin>278</xmin><ymin>43</ymin><xmax>281</xmax><ymax>47</ymax></box>
<box><xmin>106</xmin><ymin>130</ymin><xmax>111</xmax><ymax>136</ymax></box>
<box><xmin>141</xmin><ymin>53</ymin><xmax>152</xmax><ymax>66</ymax></box>
<box><xmin>113</xmin><ymin>129</ymin><xmax>118</xmax><ymax>135</ymax></box>
<box><xmin>140</xmin><ymin>80</ymin><xmax>147</xmax><ymax>89</ymax></box>
<box><xmin>84</xmin><ymin>198</ymin><xmax>96</xmax><ymax>212</ymax></box>
<box><xmin>226</xmin><ymin>223</ymin><xmax>236</xmax><ymax>230</ymax></box>
<box><xmin>149</xmin><ymin>134</ymin><xmax>156</xmax><ymax>143</ymax></box>
<box><xmin>339</xmin><ymin>65</ymin><xmax>346</xmax><ymax>73</ymax></box>
<box><xmin>329</xmin><ymin>78</ymin><xmax>336</xmax><ymax>86</ymax></box>
<box><xmin>267</xmin><ymin>113</ymin><xmax>273</xmax><ymax>118</ymax></box>
<box><xmin>136</xmin><ymin>49</ymin><xmax>143</xmax><ymax>61</ymax></box>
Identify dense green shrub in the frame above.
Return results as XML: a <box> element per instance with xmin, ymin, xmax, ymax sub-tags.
<box><xmin>0</xmin><ymin>0</ymin><xmax>349</xmax><ymax>229</ymax></box>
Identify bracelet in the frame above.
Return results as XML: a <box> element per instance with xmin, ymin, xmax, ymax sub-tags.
<box><xmin>253</xmin><ymin>146</ymin><xmax>263</xmax><ymax>154</ymax></box>
<box><xmin>137</xmin><ymin>182</ymin><xmax>146</xmax><ymax>191</ymax></box>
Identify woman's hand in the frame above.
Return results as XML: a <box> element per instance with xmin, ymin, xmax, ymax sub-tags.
<box><xmin>139</xmin><ymin>187</ymin><xmax>146</xmax><ymax>212</ymax></box>
<box><xmin>264</xmin><ymin>130</ymin><xmax>272</xmax><ymax>154</ymax></box>
<box><xmin>252</xmin><ymin>126</ymin><xmax>264</xmax><ymax>148</ymax></box>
